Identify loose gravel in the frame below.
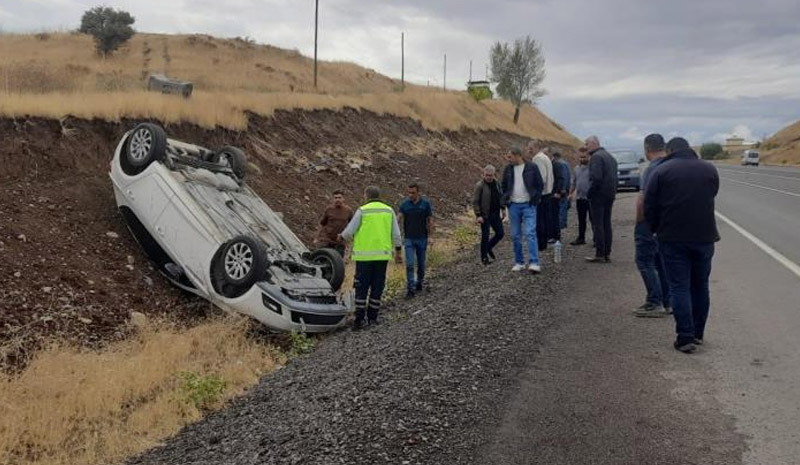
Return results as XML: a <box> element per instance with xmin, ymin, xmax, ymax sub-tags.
<box><xmin>131</xmin><ymin>243</ymin><xmax>567</xmax><ymax>465</ymax></box>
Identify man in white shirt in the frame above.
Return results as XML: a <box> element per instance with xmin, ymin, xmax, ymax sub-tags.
<box><xmin>528</xmin><ymin>141</ymin><xmax>554</xmax><ymax>251</ymax></box>
<box><xmin>501</xmin><ymin>146</ymin><xmax>545</xmax><ymax>273</ymax></box>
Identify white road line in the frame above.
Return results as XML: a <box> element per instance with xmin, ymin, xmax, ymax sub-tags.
<box><xmin>716</xmin><ymin>211</ymin><xmax>800</xmax><ymax>280</ymax></box>
<box><xmin>721</xmin><ymin>177</ymin><xmax>800</xmax><ymax>197</ymax></box>
<box><xmin>717</xmin><ymin>167</ymin><xmax>800</xmax><ymax>182</ymax></box>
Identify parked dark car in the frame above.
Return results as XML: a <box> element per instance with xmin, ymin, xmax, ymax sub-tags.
<box><xmin>611</xmin><ymin>150</ymin><xmax>645</xmax><ymax>191</ymax></box>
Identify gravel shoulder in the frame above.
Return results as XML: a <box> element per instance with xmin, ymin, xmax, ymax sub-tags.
<box><xmin>131</xmin><ymin>194</ymin><xmax>746</xmax><ymax>465</ymax></box>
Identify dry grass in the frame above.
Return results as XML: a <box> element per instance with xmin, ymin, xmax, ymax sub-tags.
<box><xmin>0</xmin><ymin>317</ymin><xmax>283</xmax><ymax>465</ymax></box>
<box><xmin>0</xmin><ymin>32</ymin><xmax>578</xmax><ymax>145</ymax></box>
<box><xmin>761</xmin><ymin>119</ymin><xmax>800</xmax><ymax>165</ymax></box>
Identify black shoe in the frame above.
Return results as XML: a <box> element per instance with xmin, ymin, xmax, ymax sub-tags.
<box><xmin>352</xmin><ymin>320</ymin><xmax>366</xmax><ymax>331</ymax></box>
<box><xmin>604</xmin><ymin>256</ymin><xmax>611</xmax><ymax>263</ymax></box>
<box><xmin>487</xmin><ymin>250</ymin><xmax>496</xmax><ymax>260</ymax></box>
<box><xmin>481</xmin><ymin>257</ymin><xmax>490</xmax><ymax>265</ymax></box>
<box><xmin>415</xmin><ymin>282</ymin><xmax>423</xmax><ymax>292</ymax></box>
<box><xmin>404</xmin><ymin>290</ymin><xmax>415</xmax><ymax>299</ymax></box>
<box><xmin>674</xmin><ymin>341</ymin><xmax>697</xmax><ymax>353</ymax></box>
<box><xmin>585</xmin><ymin>256</ymin><xmax>607</xmax><ymax>263</ymax></box>
<box><xmin>570</xmin><ymin>239</ymin><xmax>586</xmax><ymax>246</ymax></box>
<box><xmin>547</xmin><ymin>238</ymin><xmax>556</xmax><ymax>244</ymax></box>
<box><xmin>367</xmin><ymin>319</ymin><xmax>380</xmax><ymax>329</ymax></box>
<box><xmin>693</xmin><ymin>337</ymin><xmax>704</xmax><ymax>345</ymax></box>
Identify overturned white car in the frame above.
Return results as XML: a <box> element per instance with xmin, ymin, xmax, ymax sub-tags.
<box><xmin>110</xmin><ymin>123</ymin><xmax>351</xmax><ymax>332</ymax></box>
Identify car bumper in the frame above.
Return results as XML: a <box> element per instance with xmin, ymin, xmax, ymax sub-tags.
<box><xmin>219</xmin><ymin>282</ymin><xmax>352</xmax><ymax>333</ymax></box>
<box><xmin>617</xmin><ymin>175</ymin><xmax>640</xmax><ymax>190</ymax></box>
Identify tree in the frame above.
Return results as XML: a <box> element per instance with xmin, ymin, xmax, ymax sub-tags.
<box><xmin>79</xmin><ymin>6</ymin><xmax>135</xmax><ymax>58</ymax></box>
<box><xmin>490</xmin><ymin>35</ymin><xmax>546</xmax><ymax>124</ymax></box>
<box><xmin>700</xmin><ymin>142</ymin><xmax>724</xmax><ymax>160</ymax></box>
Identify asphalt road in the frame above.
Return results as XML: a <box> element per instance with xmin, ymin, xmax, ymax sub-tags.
<box><xmin>478</xmin><ymin>164</ymin><xmax>800</xmax><ymax>465</ymax></box>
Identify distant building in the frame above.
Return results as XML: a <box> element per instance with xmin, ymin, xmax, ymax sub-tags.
<box><xmin>723</xmin><ymin>135</ymin><xmax>755</xmax><ymax>156</ymax></box>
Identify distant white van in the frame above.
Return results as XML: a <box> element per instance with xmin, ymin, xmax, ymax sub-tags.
<box><xmin>741</xmin><ymin>149</ymin><xmax>760</xmax><ymax>167</ymax></box>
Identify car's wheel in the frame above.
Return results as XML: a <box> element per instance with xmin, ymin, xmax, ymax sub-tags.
<box><xmin>212</xmin><ymin>236</ymin><xmax>267</xmax><ymax>297</ymax></box>
<box><xmin>211</xmin><ymin>146</ymin><xmax>248</xmax><ymax>180</ymax></box>
<box><xmin>123</xmin><ymin>123</ymin><xmax>167</xmax><ymax>175</ymax></box>
<box><xmin>310</xmin><ymin>248</ymin><xmax>345</xmax><ymax>292</ymax></box>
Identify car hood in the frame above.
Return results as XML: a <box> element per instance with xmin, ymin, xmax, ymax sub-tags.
<box><xmin>617</xmin><ymin>162</ymin><xmax>640</xmax><ymax>171</ymax></box>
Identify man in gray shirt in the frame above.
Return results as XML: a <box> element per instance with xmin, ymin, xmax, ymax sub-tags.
<box><xmin>569</xmin><ymin>147</ymin><xmax>592</xmax><ymax>245</ymax></box>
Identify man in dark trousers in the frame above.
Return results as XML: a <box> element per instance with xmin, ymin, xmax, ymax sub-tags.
<box><xmin>633</xmin><ymin>134</ymin><xmax>671</xmax><ymax>317</ymax></box>
<box><xmin>472</xmin><ymin>164</ymin><xmax>505</xmax><ymax>265</ymax></box>
<box><xmin>502</xmin><ymin>146</ymin><xmax>544</xmax><ymax>273</ymax></box>
<box><xmin>585</xmin><ymin>135</ymin><xmax>618</xmax><ymax>262</ymax></box>
<box><xmin>552</xmin><ymin>151</ymin><xmax>571</xmax><ymax>234</ymax></box>
<box><xmin>314</xmin><ymin>190</ymin><xmax>353</xmax><ymax>257</ymax></box>
<box><xmin>644</xmin><ymin>137</ymin><xmax>719</xmax><ymax>353</ymax></box>
<box><xmin>339</xmin><ymin>186</ymin><xmax>403</xmax><ymax>330</ymax></box>
<box><xmin>399</xmin><ymin>183</ymin><xmax>434</xmax><ymax>298</ymax></box>
<box><xmin>569</xmin><ymin>147</ymin><xmax>592</xmax><ymax>245</ymax></box>
<box><xmin>529</xmin><ymin>142</ymin><xmax>553</xmax><ymax>251</ymax></box>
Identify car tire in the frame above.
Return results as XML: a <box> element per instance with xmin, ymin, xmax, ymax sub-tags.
<box><xmin>122</xmin><ymin>123</ymin><xmax>167</xmax><ymax>175</ymax></box>
<box><xmin>310</xmin><ymin>248</ymin><xmax>345</xmax><ymax>292</ymax></box>
<box><xmin>213</xmin><ymin>236</ymin><xmax>267</xmax><ymax>298</ymax></box>
<box><xmin>211</xmin><ymin>146</ymin><xmax>248</xmax><ymax>180</ymax></box>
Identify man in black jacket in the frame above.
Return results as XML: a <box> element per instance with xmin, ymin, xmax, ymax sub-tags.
<box><xmin>472</xmin><ymin>164</ymin><xmax>506</xmax><ymax>265</ymax></box>
<box><xmin>644</xmin><ymin>137</ymin><xmax>720</xmax><ymax>353</ymax></box>
<box><xmin>585</xmin><ymin>135</ymin><xmax>618</xmax><ymax>262</ymax></box>
<box><xmin>502</xmin><ymin>146</ymin><xmax>544</xmax><ymax>273</ymax></box>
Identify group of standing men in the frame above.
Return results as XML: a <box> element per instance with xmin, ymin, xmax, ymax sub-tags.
<box><xmin>316</xmin><ymin>184</ymin><xmax>433</xmax><ymax>330</ymax></box>
<box><xmin>471</xmin><ymin>142</ymin><xmax>573</xmax><ymax>272</ymax></box>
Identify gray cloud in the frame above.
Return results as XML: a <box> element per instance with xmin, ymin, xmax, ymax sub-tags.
<box><xmin>1</xmin><ymin>0</ymin><xmax>799</xmax><ymax>148</ymax></box>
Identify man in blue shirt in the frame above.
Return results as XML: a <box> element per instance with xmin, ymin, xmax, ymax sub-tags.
<box><xmin>633</xmin><ymin>134</ymin><xmax>671</xmax><ymax>318</ymax></box>
<box><xmin>399</xmin><ymin>183</ymin><xmax>434</xmax><ymax>298</ymax></box>
<box><xmin>553</xmin><ymin>151</ymin><xmax>571</xmax><ymax>231</ymax></box>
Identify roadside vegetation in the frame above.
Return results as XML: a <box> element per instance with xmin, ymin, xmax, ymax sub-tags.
<box><xmin>0</xmin><ymin>317</ymin><xmax>283</xmax><ymax>465</ymax></box>
<box><xmin>760</xmin><ymin>119</ymin><xmax>800</xmax><ymax>165</ymax></box>
<box><xmin>0</xmin><ymin>32</ymin><xmax>577</xmax><ymax>145</ymax></box>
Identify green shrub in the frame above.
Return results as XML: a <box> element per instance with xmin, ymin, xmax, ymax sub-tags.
<box><xmin>452</xmin><ymin>224</ymin><xmax>478</xmax><ymax>249</ymax></box>
<box><xmin>468</xmin><ymin>85</ymin><xmax>493</xmax><ymax>101</ymax></box>
<box><xmin>700</xmin><ymin>143</ymin><xmax>724</xmax><ymax>160</ymax></box>
<box><xmin>178</xmin><ymin>371</ymin><xmax>226</xmax><ymax>410</ymax></box>
<box><xmin>288</xmin><ymin>331</ymin><xmax>315</xmax><ymax>357</ymax></box>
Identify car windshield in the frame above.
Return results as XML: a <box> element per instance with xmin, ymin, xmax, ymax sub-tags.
<box><xmin>611</xmin><ymin>151</ymin><xmax>639</xmax><ymax>164</ymax></box>
<box><xmin>749</xmin><ymin>152</ymin><xmax>759</xmax><ymax>158</ymax></box>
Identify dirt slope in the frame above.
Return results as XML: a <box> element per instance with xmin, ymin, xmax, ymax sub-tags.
<box><xmin>0</xmin><ymin>110</ymin><xmax>576</xmax><ymax>368</ymax></box>
<box><xmin>762</xmin><ymin>119</ymin><xmax>800</xmax><ymax>165</ymax></box>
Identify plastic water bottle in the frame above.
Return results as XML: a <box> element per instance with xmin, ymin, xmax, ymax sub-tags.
<box><xmin>554</xmin><ymin>240</ymin><xmax>563</xmax><ymax>264</ymax></box>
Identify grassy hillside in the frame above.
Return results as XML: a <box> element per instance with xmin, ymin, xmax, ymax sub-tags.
<box><xmin>0</xmin><ymin>32</ymin><xmax>578</xmax><ymax>145</ymax></box>
<box><xmin>762</xmin><ymin>120</ymin><xmax>800</xmax><ymax>165</ymax></box>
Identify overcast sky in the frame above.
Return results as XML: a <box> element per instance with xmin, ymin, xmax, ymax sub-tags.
<box><xmin>2</xmin><ymin>0</ymin><xmax>799</xmax><ymax>149</ymax></box>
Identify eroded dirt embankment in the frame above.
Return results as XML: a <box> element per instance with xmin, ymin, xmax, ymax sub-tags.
<box><xmin>0</xmin><ymin>108</ymin><xmax>575</xmax><ymax>367</ymax></box>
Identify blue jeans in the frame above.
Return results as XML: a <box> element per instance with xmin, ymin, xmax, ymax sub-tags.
<box><xmin>404</xmin><ymin>238</ymin><xmax>428</xmax><ymax>291</ymax></box>
<box><xmin>508</xmin><ymin>202</ymin><xmax>539</xmax><ymax>265</ymax></box>
<box><xmin>634</xmin><ymin>223</ymin><xmax>670</xmax><ymax>307</ymax></box>
<box><xmin>559</xmin><ymin>197</ymin><xmax>569</xmax><ymax>229</ymax></box>
<box><xmin>659</xmin><ymin>241</ymin><xmax>715</xmax><ymax>344</ymax></box>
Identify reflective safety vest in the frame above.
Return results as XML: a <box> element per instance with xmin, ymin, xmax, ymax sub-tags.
<box><xmin>352</xmin><ymin>201</ymin><xmax>394</xmax><ymax>262</ymax></box>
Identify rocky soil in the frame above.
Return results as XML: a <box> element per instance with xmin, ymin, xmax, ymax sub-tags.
<box><xmin>129</xmin><ymin>241</ymin><xmax>565</xmax><ymax>465</ymax></box>
<box><xmin>0</xmin><ymin>109</ymin><xmax>576</xmax><ymax>369</ymax></box>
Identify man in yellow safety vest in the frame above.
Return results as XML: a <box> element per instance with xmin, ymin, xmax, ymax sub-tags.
<box><xmin>339</xmin><ymin>186</ymin><xmax>403</xmax><ymax>330</ymax></box>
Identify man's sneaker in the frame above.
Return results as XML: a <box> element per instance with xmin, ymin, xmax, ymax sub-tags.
<box><xmin>674</xmin><ymin>341</ymin><xmax>697</xmax><ymax>353</ymax></box>
<box><xmin>404</xmin><ymin>290</ymin><xmax>415</xmax><ymax>299</ymax></box>
<box><xmin>547</xmin><ymin>238</ymin><xmax>557</xmax><ymax>244</ymax></box>
<box><xmin>415</xmin><ymin>282</ymin><xmax>424</xmax><ymax>292</ymax></box>
<box><xmin>664</xmin><ymin>306</ymin><xmax>673</xmax><ymax>315</ymax></box>
<box><xmin>634</xmin><ymin>303</ymin><xmax>669</xmax><ymax>318</ymax></box>
<box><xmin>352</xmin><ymin>320</ymin><xmax>366</xmax><ymax>331</ymax></box>
<box><xmin>570</xmin><ymin>239</ymin><xmax>586</xmax><ymax>246</ymax></box>
<box><xmin>481</xmin><ymin>257</ymin><xmax>490</xmax><ymax>265</ymax></box>
<box><xmin>528</xmin><ymin>263</ymin><xmax>541</xmax><ymax>274</ymax></box>
<box><xmin>693</xmin><ymin>337</ymin><xmax>704</xmax><ymax>345</ymax></box>
<box><xmin>511</xmin><ymin>263</ymin><xmax>526</xmax><ymax>272</ymax></box>
<box><xmin>585</xmin><ymin>256</ymin><xmax>607</xmax><ymax>263</ymax></box>
<box><xmin>487</xmin><ymin>250</ymin><xmax>496</xmax><ymax>260</ymax></box>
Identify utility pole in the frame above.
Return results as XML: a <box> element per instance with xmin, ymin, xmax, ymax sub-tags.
<box><xmin>314</xmin><ymin>0</ymin><xmax>319</xmax><ymax>88</ymax></box>
<box><xmin>401</xmin><ymin>32</ymin><xmax>405</xmax><ymax>91</ymax></box>
<box><xmin>485</xmin><ymin>64</ymin><xmax>488</xmax><ymax>80</ymax></box>
<box><xmin>469</xmin><ymin>60</ymin><xmax>473</xmax><ymax>82</ymax></box>
<box><xmin>443</xmin><ymin>53</ymin><xmax>447</xmax><ymax>91</ymax></box>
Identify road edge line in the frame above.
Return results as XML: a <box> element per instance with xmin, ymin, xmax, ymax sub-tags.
<box><xmin>720</xmin><ymin>177</ymin><xmax>800</xmax><ymax>198</ymax></box>
<box><xmin>715</xmin><ymin>211</ymin><xmax>800</xmax><ymax>280</ymax></box>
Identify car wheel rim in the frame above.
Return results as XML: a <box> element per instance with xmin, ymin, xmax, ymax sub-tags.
<box><xmin>130</xmin><ymin>128</ymin><xmax>153</xmax><ymax>162</ymax></box>
<box><xmin>224</xmin><ymin>242</ymin><xmax>253</xmax><ymax>280</ymax></box>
